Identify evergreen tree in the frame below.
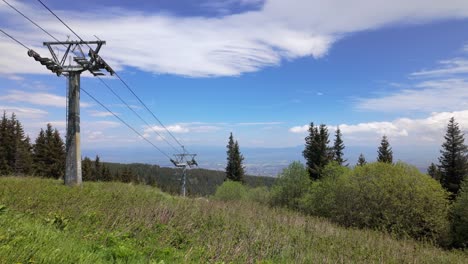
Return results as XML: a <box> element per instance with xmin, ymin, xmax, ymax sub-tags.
<box><xmin>438</xmin><ymin>117</ymin><xmax>468</xmax><ymax>195</ymax></box>
<box><xmin>0</xmin><ymin>113</ymin><xmax>33</xmax><ymax>176</ymax></box>
<box><xmin>377</xmin><ymin>135</ymin><xmax>393</xmax><ymax>163</ymax></box>
<box><xmin>333</xmin><ymin>127</ymin><xmax>347</xmax><ymax>166</ymax></box>
<box><xmin>50</xmin><ymin>127</ymin><xmax>66</xmax><ymax>179</ymax></box>
<box><xmin>33</xmin><ymin>129</ymin><xmax>48</xmax><ymax>176</ymax></box>
<box><xmin>101</xmin><ymin>164</ymin><xmax>112</xmax><ymax>181</ymax></box>
<box><xmin>82</xmin><ymin>156</ymin><xmax>93</xmax><ymax>181</ymax></box>
<box><xmin>427</xmin><ymin>162</ymin><xmax>441</xmax><ymax>180</ymax></box>
<box><xmin>33</xmin><ymin>124</ymin><xmax>65</xmax><ymax>179</ymax></box>
<box><xmin>0</xmin><ymin>112</ymin><xmax>9</xmax><ymax>175</ymax></box>
<box><xmin>13</xmin><ymin>119</ymin><xmax>33</xmax><ymax>175</ymax></box>
<box><xmin>357</xmin><ymin>153</ymin><xmax>367</xmax><ymax>166</ymax></box>
<box><xmin>303</xmin><ymin>123</ymin><xmax>331</xmax><ymax>180</ymax></box>
<box><xmin>225</xmin><ymin>132</ymin><xmax>245</xmax><ymax>182</ymax></box>
<box><xmin>94</xmin><ymin>155</ymin><xmax>102</xmax><ymax>181</ymax></box>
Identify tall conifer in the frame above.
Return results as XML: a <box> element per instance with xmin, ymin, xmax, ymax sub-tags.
<box><xmin>377</xmin><ymin>135</ymin><xmax>393</xmax><ymax>163</ymax></box>
<box><xmin>438</xmin><ymin>117</ymin><xmax>467</xmax><ymax>195</ymax></box>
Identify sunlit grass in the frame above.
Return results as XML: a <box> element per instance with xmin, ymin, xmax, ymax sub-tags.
<box><xmin>0</xmin><ymin>177</ymin><xmax>466</xmax><ymax>263</ymax></box>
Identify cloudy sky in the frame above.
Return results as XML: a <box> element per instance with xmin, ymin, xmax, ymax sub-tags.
<box><xmin>1</xmin><ymin>0</ymin><xmax>468</xmax><ymax>173</ymax></box>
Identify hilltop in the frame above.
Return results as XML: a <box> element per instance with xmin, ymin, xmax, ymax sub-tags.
<box><xmin>1</xmin><ymin>177</ymin><xmax>466</xmax><ymax>263</ymax></box>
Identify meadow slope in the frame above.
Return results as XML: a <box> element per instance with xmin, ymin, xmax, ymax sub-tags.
<box><xmin>0</xmin><ymin>177</ymin><xmax>466</xmax><ymax>263</ymax></box>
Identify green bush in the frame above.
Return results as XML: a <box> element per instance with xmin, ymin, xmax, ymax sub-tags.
<box><xmin>300</xmin><ymin>162</ymin><xmax>349</xmax><ymax>217</ymax></box>
<box><xmin>336</xmin><ymin>163</ymin><xmax>450</xmax><ymax>241</ymax></box>
<box><xmin>213</xmin><ymin>180</ymin><xmax>248</xmax><ymax>201</ymax></box>
<box><xmin>270</xmin><ymin>162</ymin><xmax>311</xmax><ymax>209</ymax></box>
<box><xmin>451</xmin><ymin>179</ymin><xmax>468</xmax><ymax>247</ymax></box>
<box><xmin>247</xmin><ymin>186</ymin><xmax>270</xmax><ymax>204</ymax></box>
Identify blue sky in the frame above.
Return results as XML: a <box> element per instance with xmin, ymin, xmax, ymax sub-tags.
<box><xmin>1</xmin><ymin>0</ymin><xmax>468</xmax><ymax>174</ymax></box>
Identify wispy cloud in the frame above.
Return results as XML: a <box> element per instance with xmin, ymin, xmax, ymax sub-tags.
<box><xmin>355</xmin><ymin>79</ymin><xmax>468</xmax><ymax>112</ymax></box>
<box><xmin>0</xmin><ymin>105</ymin><xmax>48</xmax><ymax>119</ymax></box>
<box><xmin>289</xmin><ymin>110</ymin><xmax>468</xmax><ymax>146</ymax></box>
<box><xmin>2</xmin><ymin>0</ymin><xmax>468</xmax><ymax>77</ymax></box>
<box><xmin>411</xmin><ymin>58</ymin><xmax>468</xmax><ymax>78</ymax></box>
<box><xmin>0</xmin><ymin>90</ymin><xmax>91</xmax><ymax>108</ymax></box>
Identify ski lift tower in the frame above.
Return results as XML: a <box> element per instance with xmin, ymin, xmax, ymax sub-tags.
<box><xmin>170</xmin><ymin>147</ymin><xmax>198</xmax><ymax>196</ymax></box>
<box><xmin>28</xmin><ymin>40</ymin><xmax>114</xmax><ymax>186</ymax></box>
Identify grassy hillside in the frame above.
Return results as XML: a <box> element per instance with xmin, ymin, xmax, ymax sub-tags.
<box><xmin>0</xmin><ymin>177</ymin><xmax>467</xmax><ymax>263</ymax></box>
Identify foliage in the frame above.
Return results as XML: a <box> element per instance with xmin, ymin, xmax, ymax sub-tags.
<box><xmin>438</xmin><ymin>117</ymin><xmax>468</xmax><ymax>195</ymax></box>
<box><xmin>451</xmin><ymin>179</ymin><xmax>468</xmax><ymax>247</ymax></box>
<box><xmin>377</xmin><ymin>135</ymin><xmax>393</xmax><ymax>163</ymax></box>
<box><xmin>0</xmin><ymin>177</ymin><xmax>467</xmax><ymax>263</ymax></box>
<box><xmin>0</xmin><ymin>112</ymin><xmax>33</xmax><ymax>175</ymax></box>
<box><xmin>33</xmin><ymin>123</ymin><xmax>65</xmax><ymax>179</ymax></box>
<box><xmin>428</xmin><ymin>162</ymin><xmax>441</xmax><ymax>181</ymax></box>
<box><xmin>225</xmin><ymin>133</ymin><xmax>245</xmax><ymax>183</ymax></box>
<box><xmin>333</xmin><ymin>127</ymin><xmax>347</xmax><ymax>166</ymax></box>
<box><xmin>356</xmin><ymin>153</ymin><xmax>367</xmax><ymax>166</ymax></box>
<box><xmin>213</xmin><ymin>180</ymin><xmax>248</xmax><ymax>201</ymax></box>
<box><xmin>246</xmin><ymin>186</ymin><xmax>270</xmax><ymax>204</ymax></box>
<box><xmin>270</xmin><ymin>161</ymin><xmax>311</xmax><ymax>209</ymax></box>
<box><xmin>304</xmin><ymin>162</ymin><xmax>450</xmax><ymax>242</ymax></box>
<box><xmin>300</xmin><ymin>162</ymin><xmax>350</xmax><ymax>217</ymax></box>
<box><xmin>303</xmin><ymin>123</ymin><xmax>332</xmax><ymax>180</ymax></box>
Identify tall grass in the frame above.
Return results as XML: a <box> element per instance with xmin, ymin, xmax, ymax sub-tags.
<box><xmin>0</xmin><ymin>177</ymin><xmax>466</xmax><ymax>263</ymax></box>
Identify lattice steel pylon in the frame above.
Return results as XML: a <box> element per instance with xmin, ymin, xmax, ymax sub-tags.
<box><xmin>28</xmin><ymin>40</ymin><xmax>114</xmax><ymax>186</ymax></box>
<box><xmin>170</xmin><ymin>147</ymin><xmax>198</xmax><ymax>196</ymax></box>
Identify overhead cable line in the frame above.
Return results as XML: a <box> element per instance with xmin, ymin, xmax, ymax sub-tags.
<box><xmin>2</xmin><ymin>0</ymin><xmax>182</xmax><ymax>154</ymax></box>
<box><xmin>0</xmin><ymin>28</ymin><xmax>172</xmax><ymax>160</ymax></box>
<box><xmin>2</xmin><ymin>0</ymin><xmax>60</xmax><ymax>43</ymax></box>
<box><xmin>0</xmin><ymin>28</ymin><xmax>30</xmax><ymax>50</ymax></box>
<box><xmin>80</xmin><ymin>88</ymin><xmax>172</xmax><ymax>159</ymax></box>
<box><xmin>35</xmin><ymin>0</ymin><xmax>189</xmax><ymax>153</ymax></box>
<box><xmin>97</xmin><ymin>78</ymin><xmax>181</xmax><ymax>153</ymax></box>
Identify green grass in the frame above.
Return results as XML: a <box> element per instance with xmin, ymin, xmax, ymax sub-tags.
<box><xmin>0</xmin><ymin>177</ymin><xmax>467</xmax><ymax>263</ymax></box>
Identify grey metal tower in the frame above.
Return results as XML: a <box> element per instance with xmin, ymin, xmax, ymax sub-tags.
<box><xmin>28</xmin><ymin>40</ymin><xmax>114</xmax><ymax>186</ymax></box>
<box><xmin>170</xmin><ymin>147</ymin><xmax>198</xmax><ymax>196</ymax></box>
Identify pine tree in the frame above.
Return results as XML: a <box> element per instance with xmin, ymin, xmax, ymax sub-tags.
<box><xmin>33</xmin><ymin>129</ymin><xmax>47</xmax><ymax>176</ymax></box>
<box><xmin>377</xmin><ymin>135</ymin><xmax>393</xmax><ymax>163</ymax></box>
<box><xmin>333</xmin><ymin>127</ymin><xmax>347</xmax><ymax>166</ymax></box>
<box><xmin>225</xmin><ymin>132</ymin><xmax>245</xmax><ymax>182</ymax></box>
<box><xmin>357</xmin><ymin>153</ymin><xmax>367</xmax><ymax>166</ymax></box>
<box><xmin>427</xmin><ymin>162</ymin><xmax>441</xmax><ymax>180</ymax></box>
<box><xmin>438</xmin><ymin>117</ymin><xmax>468</xmax><ymax>195</ymax></box>
<box><xmin>94</xmin><ymin>155</ymin><xmax>101</xmax><ymax>181</ymax></box>
<box><xmin>303</xmin><ymin>123</ymin><xmax>331</xmax><ymax>180</ymax></box>
<box><xmin>33</xmin><ymin>124</ymin><xmax>65</xmax><ymax>179</ymax></box>
<box><xmin>50</xmin><ymin>127</ymin><xmax>65</xmax><ymax>179</ymax></box>
<box><xmin>0</xmin><ymin>112</ymin><xmax>8</xmax><ymax>175</ymax></box>
<box><xmin>82</xmin><ymin>156</ymin><xmax>93</xmax><ymax>181</ymax></box>
<box><xmin>13</xmin><ymin>119</ymin><xmax>33</xmax><ymax>175</ymax></box>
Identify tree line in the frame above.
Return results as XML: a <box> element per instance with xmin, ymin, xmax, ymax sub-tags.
<box><xmin>0</xmin><ymin>112</ymin><xmax>141</xmax><ymax>183</ymax></box>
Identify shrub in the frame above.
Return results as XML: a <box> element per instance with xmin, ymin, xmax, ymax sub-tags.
<box><xmin>270</xmin><ymin>162</ymin><xmax>311</xmax><ymax>209</ymax></box>
<box><xmin>333</xmin><ymin>162</ymin><xmax>450</xmax><ymax>241</ymax></box>
<box><xmin>213</xmin><ymin>180</ymin><xmax>248</xmax><ymax>201</ymax></box>
<box><xmin>451</xmin><ymin>179</ymin><xmax>468</xmax><ymax>247</ymax></box>
<box><xmin>246</xmin><ymin>186</ymin><xmax>270</xmax><ymax>204</ymax></box>
<box><xmin>300</xmin><ymin>162</ymin><xmax>349</xmax><ymax>217</ymax></box>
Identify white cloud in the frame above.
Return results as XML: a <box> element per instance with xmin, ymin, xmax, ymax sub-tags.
<box><xmin>0</xmin><ymin>105</ymin><xmax>48</xmax><ymax>119</ymax></box>
<box><xmin>356</xmin><ymin>79</ymin><xmax>468</xmax><ymax>112</ymax></box>
<box><xmin>88</xmin><ymin>110</ymin><xmax>114</xmax><ymax>117</ymax></box>
<box><xmin>2</xmin><ymin>0</ymin><xmax>468</xmax><ymax>77</ymax></box>
<box><xmin>411</xmin><ymin>58</ymin><xmax>468</xmax><ymax>77</ymax></box>
<box><xmin>289</xmin><ymin>110</ymin><xmax>468</xmax><ymax>146</ymax></box>
<box><xmin>289</xmin><ymin>124</ymin><xmax>309</xmax><ymax>133</ymax></box>
<box><xmin>0</xmin><ymin>89</ymin><xmax>91</xmax><ymax>108</ymax></box>
<box><xmin>144</xmin><ymin>124</ymin><xmax>190</xmax><ymax>134</ymax></box>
